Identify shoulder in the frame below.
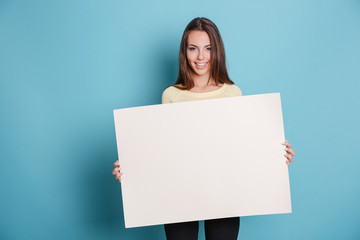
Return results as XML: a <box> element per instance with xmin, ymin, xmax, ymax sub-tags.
<box><xmin>162</xmin><ymin>85</ymin><xmax>182</xmax><ymax>104</ymax></box>
<box><xmin>225</xmin><ymin>83</ymin><xmax>242</xmax><ymax>96</ymax></box>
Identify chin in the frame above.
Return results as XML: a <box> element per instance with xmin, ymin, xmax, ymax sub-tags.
<box><xmin>192</xmin><ymin>66</ymin><xmax>210</xmax><ymax>76</ymax></box>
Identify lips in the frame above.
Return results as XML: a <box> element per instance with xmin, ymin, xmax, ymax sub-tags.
<box><xmin>195</xmin><ymin>62</ymin><xmax>207</xmax><ymax>66</ymax></box>
<box><xmin>194</xmin><ymin>62</ymin><xmax>208</xmax><ymax>70</ymax></box>
<box><xmin>195</xmin><ymin>63</ymin><xmax>206</xmax><ymax>66</ymax></box>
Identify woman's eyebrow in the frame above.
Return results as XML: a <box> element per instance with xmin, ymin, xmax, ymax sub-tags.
<box><xmin>188</xmin><ymin>44</ymin><xmax>211</xmax><ymax>47</ymax></box>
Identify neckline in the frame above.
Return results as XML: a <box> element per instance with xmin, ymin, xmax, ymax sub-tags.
<box><xmin>184</xmin><ymin>83</ymin><xmax>227</xmax><ymax>96</ymax></box>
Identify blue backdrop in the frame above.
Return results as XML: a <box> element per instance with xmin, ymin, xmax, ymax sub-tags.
<box><xmin>1</xmin><ymin>0</ymin><xmax>359</xmax><ymax>239</ymax></box>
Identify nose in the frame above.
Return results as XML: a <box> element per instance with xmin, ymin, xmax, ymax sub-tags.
<box><xmin>197</xmin><ymin>49</ymin><xmax>204</xmax><ymax>60</ymax></box>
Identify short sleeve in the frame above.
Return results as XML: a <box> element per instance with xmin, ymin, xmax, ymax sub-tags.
<box><xmin>230</xmin><ymin>84</ymin><xmax>242</xmax><ymax>97</ymax></box>
<box><xmin>161</xmin><ymin>86</ymin><xmax>177</xmax><ymax>104</ymax></box>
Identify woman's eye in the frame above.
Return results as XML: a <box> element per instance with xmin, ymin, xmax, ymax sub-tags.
<box><xmin>206</xmin><ymin>47</ymin><xmax>212</xmax><ymax>51</ymax></box>
<box><xmin>188</xmin><ymin>47</ymin><xmax>196</xmax><ymax>51</ymax></box>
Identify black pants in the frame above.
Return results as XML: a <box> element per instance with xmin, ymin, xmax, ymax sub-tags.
<box><xmin>164</xmin><ymin>217</ymin><xmax>240</xmax><ymax>240</ymax></box>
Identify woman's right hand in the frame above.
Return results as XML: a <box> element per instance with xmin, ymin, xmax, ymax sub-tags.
<box><xmin>112</xmin><ymin>160</ymin><xmax>122</xmax><ymax>183</ymax></box>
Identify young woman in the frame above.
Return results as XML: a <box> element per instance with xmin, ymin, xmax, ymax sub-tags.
<box><xmin>113</xmin><ymin>17</ymin><xmax>295</xmax><ymax>240</ymax></box>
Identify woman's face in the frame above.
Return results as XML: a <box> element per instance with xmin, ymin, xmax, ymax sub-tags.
<box><xmin>186</xmin><ymin>30</ymin><xmax>212</xmax><ymax>77</ymax></box>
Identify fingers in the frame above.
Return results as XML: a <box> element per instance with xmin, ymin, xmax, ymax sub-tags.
<box><xmin>115</xmin><ymin>172</ymin><xmax>123</xmax><ymax>180</ymax></box>
<box><xmin>113</xmin><ymin>168</ymin><xmax>122</xmax><ymax>182</ymax></box>
<box><xmin>113</xmin><ymin>160</ymin><xmax>120</xmax><ymax>167</ymax></box>
<box><xmin>281</xmin><ymin>140</ymin><xmax>292</xmax><ymax>148</ymax></box>
<box><xmin>285</xmin><ymin>147</ymin><xmax>296</xmax><ymax>156</ymax></box>
<box><xmin>284</xmin><ymin>153</ymin><xmax>294</xmax><ymax>162</ymax></box>
<box><xmin>282</xmin><ymin>140</ymin><xmax>295</xmax><ymax>166</ymax></box>
<box><xmin>112</xmin><ymin>160</ymin><xmax>123</xmax><ymax>182</ymax></box>
<box><xmin>112</xmin><ymin>167</ymin><xmax>121</xmax><ymax>175</ymax></box>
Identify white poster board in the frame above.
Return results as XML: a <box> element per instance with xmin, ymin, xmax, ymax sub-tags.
<box><xmin>114</xmin><ymin>93</ymin><xmax>291</xmax><ymax>228</ymax></box>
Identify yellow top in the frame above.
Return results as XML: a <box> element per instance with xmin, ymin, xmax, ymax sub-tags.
<box><xmin>162</xmin><ymin>83</ymin><xmax>242</xmax><ymax>104</ymax></box>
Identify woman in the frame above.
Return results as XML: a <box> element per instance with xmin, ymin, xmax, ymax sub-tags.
<box><xmin>113</xmin><ymin>17</ymin><xmax>295</xmax><ymax>240</ymax></box>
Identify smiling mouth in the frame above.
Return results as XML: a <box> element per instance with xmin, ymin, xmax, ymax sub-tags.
<box><xmin>195</xmin><ymin>62</ymin><xmax>207</xmax><ymax>66</ymax></box>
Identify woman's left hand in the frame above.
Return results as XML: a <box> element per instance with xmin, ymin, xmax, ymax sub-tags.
<box><xmin>282</xmin><ymin>140</ymin><xmax>296</xmax><ymax>166</ymax></box>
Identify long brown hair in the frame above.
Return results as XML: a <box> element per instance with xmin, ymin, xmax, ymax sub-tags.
<box><xmin>174</xmin><ymin>17</ymin><xmax>234</xmax><ymax>90</ymax></box>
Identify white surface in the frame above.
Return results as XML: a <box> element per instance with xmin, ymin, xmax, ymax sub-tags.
<box><xmin>113</xmin><ymin>93</ymin><xmax>291</xmax><ymax>228</ymax></box>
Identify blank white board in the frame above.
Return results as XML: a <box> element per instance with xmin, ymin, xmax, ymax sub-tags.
<box><xmin>113</xmin><ymin>93</ymin><xmax>291</xmax><ymax>228</ymax></box>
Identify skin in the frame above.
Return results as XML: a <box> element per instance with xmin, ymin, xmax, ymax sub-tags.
<box><xmin>186</xmin><ymin>30</ymin><xmax>223</xmax><ymax>93</ymax></box>
<box><xmin>282</xmin><ymin>140</ymin><xmax>296</xmax><ymax>166</ymax></box>
<box><xmin>112</xmin><ymin>30</ymin><xmax>296</xmax><ymax>182</ymax></box>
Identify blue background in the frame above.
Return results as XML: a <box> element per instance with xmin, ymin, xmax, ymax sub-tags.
<box><xmin>1</xmin><ymin>0</ymin><xmax>359</xmax><ymax>239</ymax></box>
